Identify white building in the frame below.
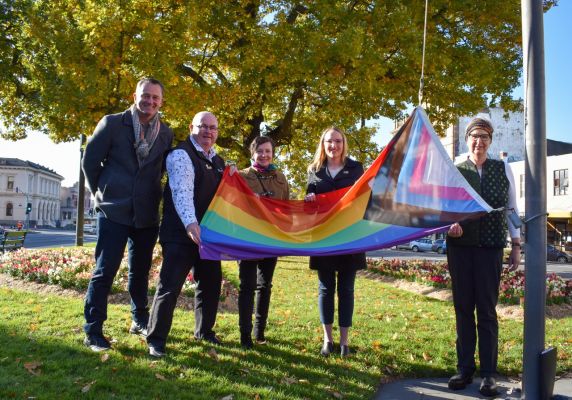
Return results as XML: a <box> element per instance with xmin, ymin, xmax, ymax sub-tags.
<box><xmin>508</xmin><ymin>152</ymin><xmax>572</xmax><ymax>249</ymax></box>
<box><xmin>60</xmin><ymin>182</ymin><xmax>95</xmax><ymax>229</ymax></box>
<box><xmin>0</xmin><ymin>158</ymin><xmax>64</xmax><ymax>228</ymax></box>
<box><xmin>441</xmin><ymin>106</ymin><xmax>526</xmax><ymax>163</ymax></box>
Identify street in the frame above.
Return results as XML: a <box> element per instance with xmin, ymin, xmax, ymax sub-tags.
<box><xmin>22</xmin><ymin>229</ymin><xmax>97</xmax><ymax>249</ymax></box>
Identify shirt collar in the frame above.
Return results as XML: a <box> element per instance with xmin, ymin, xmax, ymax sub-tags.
<box><xmin>190</xmin><ymin>135</ymin><xmax>217</xmax><ymax>159</ymax></box>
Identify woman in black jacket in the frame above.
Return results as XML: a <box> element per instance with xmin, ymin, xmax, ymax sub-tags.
<box><xmin>304</xmin><ymin>126</ymin><xmax>365</xmax><ymax>357</ymax></box>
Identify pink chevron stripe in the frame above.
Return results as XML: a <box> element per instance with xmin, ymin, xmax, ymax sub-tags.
<box><xmin>407</xmin><ymin>122</ymin><xmax>474</xmax><ymax>200</ymax></box>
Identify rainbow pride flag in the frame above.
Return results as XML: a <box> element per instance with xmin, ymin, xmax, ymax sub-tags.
<box><xmin>200</xmin><ymin>107</ymin><xmax>492</xmax><ymax>260</ymax></box>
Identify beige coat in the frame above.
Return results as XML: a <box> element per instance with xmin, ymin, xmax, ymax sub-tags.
<box><xmin>239</xmin><ymin>167</ymin><xmax>289</xmax><ymax>200</ymax></box>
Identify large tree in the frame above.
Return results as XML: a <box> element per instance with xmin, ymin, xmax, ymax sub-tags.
<box><xmin>0</xmin><ymin>0</ymin><xmax>556</xmax><ymax>191</ymax></box>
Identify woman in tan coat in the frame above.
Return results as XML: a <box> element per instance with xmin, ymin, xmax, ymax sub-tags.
<box><xmin>238</xmin><ymin>136</ymin><xmax>289</xmax><ymax>348</ymax></box>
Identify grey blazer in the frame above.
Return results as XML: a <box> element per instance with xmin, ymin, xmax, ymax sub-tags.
<box><xmin>82</xmin><ymin>109</ymin><xmax>174</xmax><ymax>228</ymax></box>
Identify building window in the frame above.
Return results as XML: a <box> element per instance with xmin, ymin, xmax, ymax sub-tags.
<box><xmin>7</xmin><ymin>176</ymin><xmax>14</xmax><ymax>191</ymax></box>
<box><xmin>553</xmin><ymin>169</ymin><xmax>568</xmax><ymax>196</ymax></box>
<box><xmin>6</xmin><ymin>202</ymin><xmax>13</xmax><ymax>216</ymax></box>
<box><xmin>519</xmin><ymin>174</ymin><xmax>525</xmax><ymax>198</ymax></box>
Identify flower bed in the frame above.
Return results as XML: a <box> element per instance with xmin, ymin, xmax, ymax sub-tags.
<box><xmin>367</xmin><ymin>258</ymin><xmax>572</xmax><ymax>305</ymax></box>
<box><xmin>0</xmin><ymin>247</ymin><xmax>197</xmax><ymax>296</ymax></box>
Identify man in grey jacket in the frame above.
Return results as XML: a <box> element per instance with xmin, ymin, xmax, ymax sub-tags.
<box><xmin>82</xmin><ymin>77</ymin><xmax>173</xmax><ymax>352</ymax></box>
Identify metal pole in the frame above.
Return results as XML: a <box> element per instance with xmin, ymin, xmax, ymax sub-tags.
<box><xmin>75</xmin><ymin>134</ymin><xmax>86</xmax><ymax>246</ymax></box>
<box><xmin>521</xmin><ymin>0</ymin><xmax>547</xmax><ymax>398</ymax></box>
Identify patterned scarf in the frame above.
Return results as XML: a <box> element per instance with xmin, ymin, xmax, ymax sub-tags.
<box><xmin>131</xmin><ymin>104</ymin><xmax>161</xmax><ymax>165</ymax></box>
<box><xmin>251</xmin><ymin>161</ymin><xmax>277</xmax><ymax>174</ymax></box>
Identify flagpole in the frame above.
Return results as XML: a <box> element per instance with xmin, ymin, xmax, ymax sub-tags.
<box><xmin>521</xmin><ymin>0</ymin><xmax>547</xmax><ymax>398</ymax></box>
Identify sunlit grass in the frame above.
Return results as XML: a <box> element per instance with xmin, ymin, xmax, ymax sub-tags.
<box><xmin>0</xmin><ymin>256</ymin><xmax>570</xmax><ymax>399</ymax></box>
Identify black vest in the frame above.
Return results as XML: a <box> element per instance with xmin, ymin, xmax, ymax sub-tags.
<box><xmin>448</xmin><ymin>158</ymin><xmax>509</xmax><ymax>248</ymax></box>
<box><xmin>159</xmin><ymin>139</ymin><xmax>225</xmax><ymax>245</ymax></box>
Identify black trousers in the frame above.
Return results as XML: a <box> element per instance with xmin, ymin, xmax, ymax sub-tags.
<box><xmin>84</xmin><ymin>216</ymin><xmax>159</xmax><ymax>335</ymax></box>
<box><xmin>147</xmin><ymin>242</ymin><xmax>222</xmax><ymax>348</ymax></box>
<box><xmin>447</xmin><ymin>245</ymin><xmax>503</xmax><ymax>377</ymax></box>
<box><xmin>238</xmin><ymin>258</ymin><xmax>277</xmax><ymax>339</ymax></box>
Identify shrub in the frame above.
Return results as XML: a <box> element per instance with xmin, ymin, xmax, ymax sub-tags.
<box><xmin>366</xmin><ymin>258</ymin><xmax>572</xmax><ymax>305</ymax></box>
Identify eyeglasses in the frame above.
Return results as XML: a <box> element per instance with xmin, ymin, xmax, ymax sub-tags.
<box><xmin>196</xmin><ymin>124</ymin><xmax>218</xmax><ymax>131</ymax></box>
<box><xmin>468</xmin><ymin>133</ymin><xmax>491</xmax><ymax>142</ymax></box>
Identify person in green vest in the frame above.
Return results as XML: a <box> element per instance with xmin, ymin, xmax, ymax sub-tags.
<box><xmin>446</xmin><ymin>117</ymin><xmax>521</xmax><ymax>397</ymax></box>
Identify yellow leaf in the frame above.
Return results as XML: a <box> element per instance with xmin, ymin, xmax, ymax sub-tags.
<box><xmin>422</xmin><ymin>352</ymin><xmax>431</xmax><ymax>361</ymax></box>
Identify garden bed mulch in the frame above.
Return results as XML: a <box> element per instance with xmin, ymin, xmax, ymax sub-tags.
<box><xmin>0</xmin><ymin>273</ymin><xmax>238</xmax><ymax>313</ymax></box>
<box><xmin>359</xmin><ymin>270</ymin><xmax>572</xmax><ymax>320</ymax></box>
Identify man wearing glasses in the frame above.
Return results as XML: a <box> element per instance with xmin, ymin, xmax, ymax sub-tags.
<box><xmin>146</xmin><ymin>111</ymin><xmax>226</xmax><ymax>357</ymax></box>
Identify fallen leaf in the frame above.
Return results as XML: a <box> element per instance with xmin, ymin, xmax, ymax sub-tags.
<box><xmin>422</xmin><ymin>352</ymin><xmax>431</xmax><ymax>361</ymax></box>
<box><xmin>220</xmin><ymin>395</ymin><xmax>233</xmax><ymax>400</ymax></box>
<box><xmin>81</xmin><ymin>380</ymin><xmax>96</xmax><ymax>393</ymax></box>
<box><xmin>391</xmin><ymin>333</ymin><xmax>398</xmax><ymax>340</ymax></box>
<box><xmin>155</xmin><ymin>373</ymin><xmax>167</xmax><ymax>381</ymax></box>
<box><xmin>372</xmin><ymin>340</ymin><xmax>382</xmax><ymax>350</ymax></box>
<box><xmin>281</xmin><ymin>376</ymin><xmax>297</xmax><ymax>385</ymax></box>
<box><xmin>207</xmin><ymin>348</ymin><xmax>219</xmax><ymax>361</ymax></box>
<box><xmin>23</xmin><ymin>361</ymin><xmax>42</xmax><ymax>375</ymax></box>
<box><xmin>327</xmin><ymin>389</ymin><xmax>343</xmax><ymax>399</ymax></box>
<box><xmin>298</xmin><ymin>379</ymin><xmax>309</xmax><ymax>384</ymax></box>
<box><xmin>238</xmin><ymin>368</ymin><xmax>250</xmax><ymax>375</ymax></box>
<box><xmin>409</xmin><ymin>353</ymin><xmax>415</xmax><ymax>361</ymax></box>
<box><xmin>100</xmin><ymin>353</ymin><xmax>109</xmax><ymax>363</ymax></box>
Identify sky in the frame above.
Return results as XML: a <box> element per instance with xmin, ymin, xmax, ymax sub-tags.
<box><xmin>1</xmin><ymin>2</ymin><xmax>571</xmax><ymax>187</ymax></box>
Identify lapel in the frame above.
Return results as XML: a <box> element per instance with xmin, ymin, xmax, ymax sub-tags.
<box><xmin>122</xmin><ymin>109</ymin><xmax>136</xmax><ymax>147</ymax></box>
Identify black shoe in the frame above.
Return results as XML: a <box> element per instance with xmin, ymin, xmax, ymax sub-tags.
<box><xmin>479</xmin><ymin>376</ymin><xmax>499</xmax><ymax>397</ymax></box>
<box><xmin>148</xmin><ymin>344</ymin><xmax>166</xmax><ymax>358</ymax></box>
<box><xmin>340</xmin><ymin>345</ymin><xmax>351</xmax><ymax>357</ymax></box>
<box><xmin>320</xmin><ymin>342</ymin><xmax>334</xmax><ymax>357</ymax></box>
<box><xmin>84</xmin><ymin>334</ymin><xmax>111</xmax><ymax>352</ymax></box>
<box><xmin>129</xmin><ymin>321</ymin><xmax>147</xmax><ymax>337</ymax></box>
<box><xmin>241</xmin><ymin>336</ymin><xmax>254</xmax><ymax>349</ymax></box>
<box><xmin>195</xmin><ymin>335</ymin><xmax>222</xmax><ymax>346</ymax></box>
<box><xmin>448</xmin><ymin>372</ymin><xmax>473</xmax><ymax>390</ymax></box>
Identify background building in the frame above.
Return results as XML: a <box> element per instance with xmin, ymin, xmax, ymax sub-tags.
<box><xmin>0</xmin><ymin>158</ymin><xmax>63</xmax><ymax>228</ymax></box>
<box><xmin>437</xmin><ymin>106</ymin><xmax>571</xmax><ymax>250</ymax></box>
<box><xmin>509</xmin><ymin>152</ymin><xmax>572</xmax><ymax>250</ymax></box>
<box><xmin>60</xmin><ymin>182</ymin><xmax>94</xmax><ymax>229</ymax></box>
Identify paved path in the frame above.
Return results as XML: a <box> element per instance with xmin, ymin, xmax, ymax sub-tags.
<box><xmin>374</xmin><ymin>375</ymin><xmax>572</xmax><ymax>399</ymax></box>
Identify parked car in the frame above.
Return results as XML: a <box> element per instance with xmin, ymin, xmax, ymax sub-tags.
<box><xmin>431</xmin><ymin>239</ymin><xmax>447</xmax><ymax>254</ymax></box>
<box><xmin>409</xmin><ymin>238</ymin><xmax>434</xmax><ymax>252</ymax></box>
<box><xmin>547</xmin><ymin>244</ymin><xmax>572</xmax><ymax>263</ymax></box>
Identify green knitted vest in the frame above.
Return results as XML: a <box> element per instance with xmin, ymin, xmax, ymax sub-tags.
<box><xmin>448</xmin><ymin>158</ymin><xmax>509</xmax><ymax>248</ymax></box>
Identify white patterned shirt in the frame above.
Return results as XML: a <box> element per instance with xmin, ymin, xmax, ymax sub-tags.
<box><xmin>166</xmin><ymin>135</ymin><xmax>218</xmax><ymax>228</ymax></box>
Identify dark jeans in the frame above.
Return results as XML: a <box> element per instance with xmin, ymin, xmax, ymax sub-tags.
<box><xmin>147</xmin><ymin>242</ymin><xmax>222</xmax><ymax>348</ymax></box>
<box><xmin>317</xmin><ymin>267</ymin><xmax>357</xmax><ymax>327</ymax></box>
<box><xmin>84</xmin><ymin>216</ymin><xmax>159</xmax><ymax>335</ymax></box>
<box><xmin>238</xmin><ymin>258</ymin><xmax>277</xmax><ymax>339</ymax></box>
<box><xmin>447</xmin><ymin>245</ymin><xmax>503</xmax><ymax>377</ymax></box>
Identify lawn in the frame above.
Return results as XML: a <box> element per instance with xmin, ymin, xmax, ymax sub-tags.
<box><xmin>1</xmin><ymin>256</ymin><xmax>571</xmax><ymax>399</ymax></box>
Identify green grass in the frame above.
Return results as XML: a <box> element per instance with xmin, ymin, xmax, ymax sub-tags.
<box><xmin>1</xmin><ymin>256</ymin><xmax>571</xmax><ymax>399</ymax></box>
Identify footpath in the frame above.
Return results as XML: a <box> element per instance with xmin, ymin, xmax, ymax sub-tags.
<box><xmin>373</xmin><ymin>375</ymin><xmax>572</xmax><ymax>399</ymax></box>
